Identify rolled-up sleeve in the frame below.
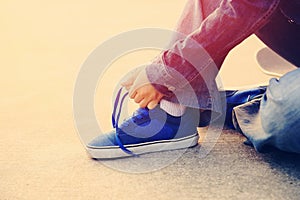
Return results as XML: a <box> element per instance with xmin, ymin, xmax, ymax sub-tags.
<box><xmin>146</xmin><ymin>0</ymin><xmax>280</xmax><ymax>97</ymax></box>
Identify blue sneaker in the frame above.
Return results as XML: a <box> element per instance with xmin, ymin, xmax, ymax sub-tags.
<box><xmin>87</xmin><ymin>88</ymin><xmax>200</xmax><ymax>159</ymax></box>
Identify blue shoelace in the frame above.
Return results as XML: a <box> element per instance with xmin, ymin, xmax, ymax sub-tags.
<box><xmin>112</xmin><ymin>88</ymin><xmax>138</xmax><ymax>156</ymax></box>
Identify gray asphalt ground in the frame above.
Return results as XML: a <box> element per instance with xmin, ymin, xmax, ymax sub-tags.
<box><xmin>1</xmin><ymin>124</ymin><xmax>300</xmax><ymax>200</ymax></box>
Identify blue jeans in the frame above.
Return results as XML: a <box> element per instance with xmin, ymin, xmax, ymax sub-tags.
<box><xmin>233</xmin><ymin>68</ymin><xmax>300</xmax><ymax>154</ymax></box>
<box><xmin>147</xmin><ymin>0</ymin><xmax>300</xmax><ymax>153</ymax></box>
<box><xmin>233</xmin><ymin>2</ymin><xmax>300</xmax><ymax>154</ymax></box>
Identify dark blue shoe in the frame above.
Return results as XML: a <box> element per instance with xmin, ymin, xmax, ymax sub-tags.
<box><xmin>87</xmin><ymin>89</ymin><xmax>200</xmax><ymax>159</ymax></box>
<box><xmin>225</xmin><ymin>86</ymin><xmax>267</xmax><ymax>128</ymax></box>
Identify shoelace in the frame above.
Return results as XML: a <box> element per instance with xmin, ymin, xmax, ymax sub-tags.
<box><xmin>112</xmin><ymin>88</ymin><xmax>138</xmax><ymax>156</ymax></box>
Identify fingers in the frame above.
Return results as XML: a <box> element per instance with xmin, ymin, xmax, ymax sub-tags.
<box><xmin>133</xmin><ymin>93</ymin><xmax>144</xmax><ymax>104</ymax></box>
<box><xmin>137</xmin><ymin>98</ymin><xmax>158</xmax><ymax>109</ymax></box>
<box><xmin>148</xmin><ymin>93</ymin><xmax>164</xmax><ymax>109</ymax></box>
<box><xmin>128</xmin><ymin>83</ymin><xmax>164</xmax><ymax>109</ymax></box>
<box><xmin>130</xmin><ymin>92</ymin><xmax>163</xmax><ymax>109</ymax></box>
<box><xmin>129</xmin><ymin>90</ymin><xmax>137</xmax><ymax>99</ymax></box>
<box><xmin>139</xmin><ymin>99</ymin><xmax>150</xmax><ymax>108</ymax></box>
<box><xmin>147</xmin><ymin>100</ymin><xmax>159</xmax><ymax>109</ymax></box>
<box><xmin>130</xmin><ymin>91</ymin><xmax>148</xmax><ymax>107</ymax></box>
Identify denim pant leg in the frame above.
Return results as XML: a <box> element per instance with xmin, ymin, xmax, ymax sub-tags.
<box><xmin>233</xmin><ymin>2</ymin><xmax>300</xmax><ymax>153</ymax></box>
<box><xmin>233</xmin><ymin>68</ymin><xmax>300</xmax><ymax>154</ymax></box>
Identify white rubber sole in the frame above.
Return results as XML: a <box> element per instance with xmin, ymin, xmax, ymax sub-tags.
<box><xmin>86</xmin><ymin>134</ymin><xmax>199</xmax><ymax>159</ymax></box>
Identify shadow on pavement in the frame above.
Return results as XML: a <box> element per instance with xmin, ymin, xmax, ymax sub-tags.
<box><xmin>261</xmin><ymin>149</ymin><xmax>300</xmax><ymax>181</ymax></box>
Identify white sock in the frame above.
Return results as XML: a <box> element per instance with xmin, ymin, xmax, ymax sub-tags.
<box><xmin>160</xmin><ymin>99</ymin><xmax>186</xmax><ymax>117</ymax></box>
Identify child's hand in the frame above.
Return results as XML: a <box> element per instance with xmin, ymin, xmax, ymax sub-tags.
<box><xmin>128</xmin><ymin>68</ymin><xmax>164</xmax><ymax>109</ymax></box>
